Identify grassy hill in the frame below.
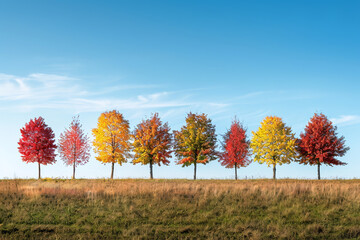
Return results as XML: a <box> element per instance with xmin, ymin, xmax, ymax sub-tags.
<box><xmin>0</xmin><ymin>179</ymin><xmax>359</xmax><ymax>239</ymax></box>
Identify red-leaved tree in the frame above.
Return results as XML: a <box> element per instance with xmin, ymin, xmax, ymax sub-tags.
<box><xmin>18</xmin><ymin>117</ymin><xmax>57</xmax><ymax>179</ymax></box>
<box><xmin>58</xmin><ymin>116</ymin><xmax>91</xmax><ymax>179</ymax></box>
<box><xmin>297</xmin><ymin>113</ymin><xmax>349</xmax><ymax>180</ymax></box>
<box><xmin>220</xmin><ymin>119</ymin><xmax>251</xmax><ymax>180</ymax></box>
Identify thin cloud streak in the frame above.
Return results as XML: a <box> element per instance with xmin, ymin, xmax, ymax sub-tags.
<box><xmin>1</xmin><ymin>72</ymin><xmax>319</xmax><ymax>118</ymax></box>
<box><xmin>0</xmin><ymin>72</ymin><xmax>230</xmax><ymax>113</ymax></box>
<box><xmin>331</xmin><ymin>115</ymin><xmax>360</xmax><ymax>126</ymax></box>
<box><xmin>0</xmin><ymin>73</ymin><xmax>82</xmax><ymax>101</ymax></box>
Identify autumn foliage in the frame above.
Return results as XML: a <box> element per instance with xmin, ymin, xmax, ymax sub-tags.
<box><xmin>220</xmin><ymin>119</ymin><xmax>251</xmax><ymax>180</ymax></box>
<box><xmin>14</xmin><ymin>111</ymin><xmax>350</xmax><ymax>180</ymax></box>
<box><xmin>92</xmin><ymin>110</ymin><xmax>132</xmax><ymax>179</ymax></box>
<box><xmin>251</xmin><ymin>116</ymin><xmax>297</xmax><ymax>180</ymax></box>
<box><xmin>58</xmin><ymin>116</ymin><xmax>91</xmax><ymax>179</ymax></box>
<box><xmin>174</xmin><ymin>113</ymin><xmax>217</xmax><ymax>180</ymax></box>
<box><xmin>297</xmin><ymin>113</ymin><xmax>349</xmax><ymax>179</ymax></box>
<box><xmin>132</xmin><ymin>113</ymin><xmax>172</xmax><ymax>179</ymax></box>
<box><xmin>18</xmin><ymin>117</ymin><xmax>57</xmax><ymax>179</ymax></box>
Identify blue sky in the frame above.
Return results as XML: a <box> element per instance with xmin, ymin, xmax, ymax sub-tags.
<box><xmin>0</xmin><ymin>0</ymin><xmax>359</xmax><ymax>179</ymax></box>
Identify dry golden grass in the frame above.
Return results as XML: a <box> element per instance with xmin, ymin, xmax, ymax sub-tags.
<box><xmin>1</xmin><ymin>179</ymin><xmax>360</xmax><ymax>201</ymax></box>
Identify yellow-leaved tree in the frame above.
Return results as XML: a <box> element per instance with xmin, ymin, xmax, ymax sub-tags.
<box><xmin>251</xmin><ymin>116</ymin><xmax>296</xmax><ymax>180</ymax></box>
<box><xmin>92</xmin><ymin>110</ymin><xmax>131</xmax><ymax>179</ymax></box>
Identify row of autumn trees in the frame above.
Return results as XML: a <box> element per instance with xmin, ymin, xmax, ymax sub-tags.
<box><xmin>18</xmin><ymin>111</ymin><xmax>349</xmax><ymax>180</ymax></box>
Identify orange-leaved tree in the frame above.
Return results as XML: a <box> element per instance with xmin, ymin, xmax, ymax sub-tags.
<box><xmin>132</xmin><ymin>113</ymin><xmax>172</xmax><ymax>179</ymax></box>
<box><xmin>174</xmin><ymin>112</ymin><xmax>217</xmax><ymax>180</ymax></box>
<box><xmin>92</xmin><ymin>110</ymin><xmax>132</xmax><ymax>179</ymax></box>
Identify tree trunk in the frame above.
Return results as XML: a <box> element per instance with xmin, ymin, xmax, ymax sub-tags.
<box><xmin>317</xmin><ymin>162</ymin><xmax>321</xmax><ymax>180</ymax></box>
<box><xmin>72</xmin><ymin>160</ymin><xmax>76</xmax><ymax>179</ymax></box>
<box><xmin>273</xmin><ymin>164</ymin><xmax>276</xmax><ymax>180</ymax></box>
<box><xmin>73</xmin><ymin>146</ymin><xmax>77</xmax><ymax>180</ymax></box>
<box><xmin>38</xmin><ymin>162</ymin><xmax>41</xmax><ymax>180</ymax></box>
<box><xmin>194</xmin><ymin>161</ymin><xmax>197</xmax><ymax>180</ymax></box>
<box><xmin>150</xmin><ymin>159</ymin><xmax>153</xmax><ymax>179</ymax></box>
<box><xmin>235</xmin><ymin>163</ymin><xmax>238</xmax><ymax>180</ymax></box>
<box><xmin>110</xmin><ymin>162</ymin><xmax>114</xmax><ymax>179</ymax></box>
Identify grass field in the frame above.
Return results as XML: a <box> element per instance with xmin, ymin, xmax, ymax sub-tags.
<box><xmin>0</xmin><ymin>179</ymin><xmax>360</xmax><ymax>239</ymax></box>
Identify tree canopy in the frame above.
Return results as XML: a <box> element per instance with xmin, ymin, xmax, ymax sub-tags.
<box><xmin>220</xmin><ymin>119</ymin><xmax>251</xmax><ymax>180</ymax></box>
<box><xmin>18</xmin><ymin>117</ymin><xmax>57</xmax><ymax>179</ymax></box>
<box><xmin>132</xmin><ymin>113</ymin><xmax>172</xmax><ymax>179</ymax></box>
<box><xmin>58</xmin><ymin>116</ymin><xmax>91</xmax><ymax>179</ymax></box>
<box><xmin>174</xmin><ymin>112</ymin><xmax>217</xmax><ymax>180</ymax></box>
<box><xmin>92</xmin><ymin>110</ymin><xmax>132</xmax><ymax>179</ymax></box>
<box><xmin>297</xmin><ymin>113</ymin><xmax>349</xmax><ymax>179</ymax></box>
<box><xmin>251</xmin><ymin>116</ymin><xmax>296</xmax><ymax>179</ymax></box>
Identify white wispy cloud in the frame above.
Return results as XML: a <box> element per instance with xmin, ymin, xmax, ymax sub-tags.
<box><xmin>331</xmin><ymin>115</ymin><xmax>360</xmax><ymax>126</ymax></box>
<box><xmin>0</xmin><ymin>73</ymin><xmax>83</xmax><ymax>101</ymax></box>
<box><xmin>0</xmin><ymin>72</ymin><xmax>325</xmax><ymax>119</ymax></box>
<box><xmin>0</xmin><ymin>73</ymin><xmax>228</xmax><ymax>113</ymax></box>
